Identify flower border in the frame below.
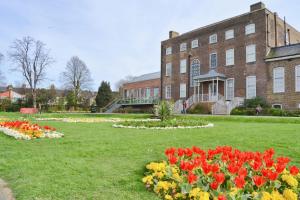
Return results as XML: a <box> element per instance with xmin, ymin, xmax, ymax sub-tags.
<box><xmin>112</xmin><ymin>123</ymin><xmax>214</xmax><ymax>130</ymax></box>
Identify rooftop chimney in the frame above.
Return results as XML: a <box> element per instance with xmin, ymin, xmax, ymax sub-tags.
<box><xmin>250</xmin><ymin>2</ymin><xmax>265</xmax><ymax>12</ymax></box>
<box><xmin>169</xmin><ymin>31</ymin><xmax>180</xmax><ymax>39</ymax></box>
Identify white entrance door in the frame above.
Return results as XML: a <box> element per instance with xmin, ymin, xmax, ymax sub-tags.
<box><xmin>209</xmin><ymin>83</ymin><xmax>217</xmax><ymax>101</ymax></box>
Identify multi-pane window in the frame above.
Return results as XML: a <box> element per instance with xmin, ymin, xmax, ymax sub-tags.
<box><xmin>209</xmin><ymin>34</ymin><xmax>218</xmax><ymax>44</ymax></box>
<box><xmin>190</xmin><ymin>59</ymin><xmax>201</xmax><ymax>86</ymax></box>
<box><xmin>180</xmin><ymin>43</ymin><xmax>187</xmax><ymax>52</ymax></box>
<box><xmin>226</xmin><ymin>78</ymin><xmax>234</xmax><ymax>100</ymax></box>
<box><xmin>246</xmin><ymin>76</ymin><xmax>256</xmax><ymax>99</ymax></box>
<box><xmin>153</xmin><ymin>88</ymin><xmax>159</xmax><ymax>97</ymax></box>
<box><xmin>273</xmin><ymin>67</ymin><xmax>285</xmax><ymax>93</ymax></box>
<box><xmin>225</xmin><ymin>29</ymin><xmax>234</xmax><ymax>40</ymax></box>
<box><xmin>165</xmin><ymin>85</ymin><xmax>171</xmax><ymax>99</ymax></box>
<box><xmin>180</xmin><ymin>59</ymin><xmax>187</xmax><ymax>74</ymax></box>
<box><xmin>210</xmin><ymin>53</ymin><xmax>217</xmax><ymax>68</ymax></box>
<box><xmin>180</xmin><ymin>83</ymin><xmax>186</xmax><ymax>98</ymax></box>
<box><xmin>245</xmin><ymin>23</ymin><xmax>255</xmax><ymax>35</ymax></box>
<box><xmin>166</xmin><ymin>47</ymin><xmax>172</xmax><ymax>55</ymax></box>
<box><xmin>145</xmin><ymin>88</ymin><xmax>151</xmax><ymax>98</ymax></box>
<box><xmin>166</xmin><ymin>63</ymin><xmax>172</xmax><ymax>76</ymax></box>
<box><xmin>226</xmin><ymin>49</ymin><xmax>235</xmax><ymax>66</ymax></box>
<box><xmin>296</xmin><ymin>65</ymin><xmax>300</xmax><ymax>92</ymax></box>
<box><xmin>191</xmin><ymin>39</ymin><xmax>199</xmax><ymax>48</ymax></box>
<box><xmin>246</xmin><ymin>44</ymin><xmax>256</xmax><ymax>63</ymax></box>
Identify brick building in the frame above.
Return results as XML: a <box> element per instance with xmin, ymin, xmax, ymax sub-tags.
<box><xmin>160</xmin><ymin>2</ymin><xmax>300</xmax><ymax>113</ymax></box>
<box><xmin>122</xmin><ymin>72</ymin><xmax>160</xmax><ymax>99</ymax></box>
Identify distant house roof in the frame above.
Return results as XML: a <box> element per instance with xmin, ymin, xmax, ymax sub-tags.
<box><xmin>266</xmin><ymin>43</ymin><xmax>300</xmax><ymax>61</ymax></box>
<box><xmin>126</xmin><ymin>72</ymin><xmax>160</xmax><ymax>83</ymax></box>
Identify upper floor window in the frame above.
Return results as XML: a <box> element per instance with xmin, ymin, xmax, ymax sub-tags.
<box><xmin>246</xmin><ymin>76</ymin><xmax>256</xmax><ymax>99</ymax></box>
<box><xmin>225</xmin><ymin>29</ymin><xmax>234</xmax><ymax>40</ymax></box>
<box><xmin>209</xmin><ymin>34</ymin><xmax>218</xmax><ymax>44</ymax></box>
<box><xmin>180</xmin><ymin>43</ymin><xmax>187</xmax><ymax>52</ymax></box>
<box><xmin>246</xmin><ymin>44</ymin><xmax>256</xmax><ymax>63</ymax></box>
<box><xmin>226</xmin><ymin>48</ymin><xmax>235</xmax><ymax>66</ymax></box>
<box><xmin>180</xmin><ymin>83</ymin><xmax>187</xmax><ymax>98</ymax></box>
<box><xmin>166</xmin><ymin>47</ymin><xmax>172</xmax><ymax>55</ymax></box>
<box><xmin>245</xmin><ymin>23</ymin><xmax>255</xmax><ymax>35</ymax></box>
<box><xmin>165</xmin><ymin>85</ymin><xmax>171</xmax><ymax>99</ymax></box>
<box><xmin>210</xmin><ymin>53</ymin><xmax>217</xmax><ymax>68</ymax></box>
<box><xmin>295</xmin><ymin>65</ymin><xmax>300</xmax><ymax>92</ymax></box>
<box><xmin>153</xmin><ymin>88</ymin><xmax>159</xmax><ymax>97</ymax></box>
<box><xmin>190</xmin><ymin>59</ymin><xmax>200</xmax><ymax>87</ymax></box>
<box><xmin>166</xmin><ymin>63</ymin><xmax>172</xmax><ymax>76</ymax></box>
<box><xmin>191</xmin><ymin>39</ymin><xmax>199</xmax><ymax>48</ymax></box>
<box><xmin>273</xmin><ymin>67</ymin><xmax>285</xmax><ymax>93</ymax></box>
<box><xmin>180</xmin><ymin>59</ymin><xmax>187</xmax><ymax>74</ymax></box>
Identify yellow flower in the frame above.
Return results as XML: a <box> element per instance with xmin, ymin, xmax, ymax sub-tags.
<box><xmin>154</xmin><ymin>171</ymin><xmax>165</xmax><ymax>179</ymax></box>
<box><xmin>172</xmin><ymin>173</ymin><xmax>182</xmax><ymax>182</ymax></box>
<box><xmin>189</xmin><ymin>188</ymin><xmax>201</xmax><ymax>198</ymax></box>
<box><xmin>165</xmin><ymin>194</ymin><xmax>173</xmax><ymax>200</ymax></box>
<box><xmin>261</xmin><ymin>192</ymin><xmax>272</xmax><ymax>200</ymax></box>
<box><xmin>174</xmin><ymin>193</ymin><xmax>184</xmax><ymax>199</ymax></box>
<box><xmin>155</xmin><ymin>181</ymin><xmax>170</xmax><ymax>193</ymax></box>
<box><xmin>281</xmin><ymin>174</ymin><xmax>298</xmax><ymax>188</ymax></box>
<box><xmin>170</xmin><ymin>182</ymin><xmax>177</xmax><ymax>189</ymax></box>
<box><xmin>271</xmin><ymin>191</ymin><xmax>285</xmax><ymax>200</ymax></box>
<box><xmin>142</xmin><ymin>175</ymin><xmax>153</xmax><ymax>185</ymax></box>
<box><xmin>230</xmin><ymin>187</ymin><xmax>239</xmax><ymax>196</ymax></box>
<box><xmin>283</xmin><ymin>189</ymin><xmax>298</xmax><ymax>200</ymax></box>
<box><xmin>199</xmin><ymin>192</ymin><xmax>209</xmax><ymax>200</ymax></box>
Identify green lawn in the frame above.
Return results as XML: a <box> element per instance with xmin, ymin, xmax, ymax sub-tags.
<box><xmin>0</xmin><ymin>113</ymin><xmax>300</xmax><ymax>199</ymax></box>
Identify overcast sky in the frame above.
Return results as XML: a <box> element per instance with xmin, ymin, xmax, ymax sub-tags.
<box><xmin>0</xmin><ymin>0</ymin><xmax>299</xmax><ymax>91</ymax></box>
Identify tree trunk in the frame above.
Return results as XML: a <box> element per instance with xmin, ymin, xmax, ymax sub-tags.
<box><xmin>32</xmin><ymin>90</ymin><xmax>37</xmax><ymax>108</ymax></box>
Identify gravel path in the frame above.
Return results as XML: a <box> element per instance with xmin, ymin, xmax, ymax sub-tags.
<box><xmin>0</xmin><ymin>179</ymin><xmax>15</xmax><ymax>200</ymax></box>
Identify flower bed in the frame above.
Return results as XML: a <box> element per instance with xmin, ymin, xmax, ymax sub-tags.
<box><xmin>113</xmin><ymin>119</ymin><xmax>213</xmax><ymax>129</ymax></box>
<box><xmin>0</xmin><ymin>121</ymin><xmax>64</xmax><ymax>140</ymax></box>
<box><xmin>143</xmin><ymin>146</ymin><xmax>300</xmax><ymax>200</ymax></box>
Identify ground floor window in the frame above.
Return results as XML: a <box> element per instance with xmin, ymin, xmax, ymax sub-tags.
<box><xmin>153</xmin><ymin>88</ymin><xmax>159</xmax><ymax>97</ymax></box>
<box><xmin>272</xmin><ymin>104</ymin><xmax>282</xmax><ymax>109</ymax></box>
<box><xmin>180</xmin><ymin>83</ymin><xmax>186</xmax><ymax>98</ymax></box>
<box><xmin>226</xmin><ymin>78</ymin><xmax>234</xmax><ymax>100</ymax></box>
<box><xmin>246</xmin><ymin>76</ymin><xmax>256</xmax><ymax>99</ymax></box>
<box><xmin>273</xmin><ymin>67</ymin><xmax>285</xmax><ymax>93</ymax></box>
<box><xmin>165</xmin><ymin>85</ymin><xmax>171</xmax><ymax>99</ymax></box>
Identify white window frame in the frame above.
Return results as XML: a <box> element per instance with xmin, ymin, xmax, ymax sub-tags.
<box><xmin>246</xmin><ymin>76</ymin><xmax>256</xmax><ymax>99</ymax></box>
<box><xmin>166</xmin><ymin>47</ymin><xmax>172</xmax><ymax>55</ymax></box>
<box><xmin>226</xmin><ymin>48</ymin><xmax>235</xmax><ymax>66</ymax></box>
<box><xmin>180</xmin><ymin>43</ymin><xmax>187</xmax><ymax>52</ymax></box>
<box><xmin>146</xmin><ymin>88</ymin><xmax>151</xmax><ymax>98</ymax></box>
<box><xmin>166</xmin><ymin>63</ymin><xmax>172</xmax><ymax>77</ymax></box>
<box><xmin>246</xmin><ymin>44</ymin><xmax>256</xmax><ymax>63</ymax></box>
<box><xmin>225</xmin><ymin>29</ymin><xmax>234</xmax><ymax>40</ymax></box>
<box><xmin>153</xmin><ymin>88</ymin><xmax>159</xmax><ymax>97</ymax></box>
<box><xmin>273</xmin><ymin>67</ymin><xmax>285</xmax><ymax>93</ymax></box>
<box><xmin>191</xmin><ymin>39</ymin><xmax>199</xmax><ymax>48</ymax></box>
<box><xmin>272</xmin><ymin>104</ymin><xmax>282</xmax><ymax>109</ymax></box>
<box><xmin>226</xmin><ymin>78</ymin><xmax>235</xmax><ymax>100</ymax></box>
<box><xmin>180</xmin><ymin>83</ymin><xmax>186</xmax><ymax>98</ymax></box>
<box><xmin>165</xmin><ymin>85</ymin><xmax>171</xmax><ymax>99</ymax></box>
<box><xmin>295</xmin><ymin>65</ymin><xmax>300</xmax><ymax>92</ymax></box>
<box><xmin>180</xmin><ymin>59</ymin><xmax>187</xmax><ymax>74</ymax></box>
<box><xmin>209</xmin><ymin>34</ymin><xmax>217</xmax><ymax>44</ymax></box>
<box><xmin>245</xmin><ymin>23</ymin><xmax>255</xmax><ymax>35</ymax></box>
<box><xmin>210</xmin><ymin>53</ymin><xmax>217</xmax><ymax>68</ymax></box>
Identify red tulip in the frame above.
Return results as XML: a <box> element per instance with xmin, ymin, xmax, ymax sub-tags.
<box><xmin>218</xmin><ymin>195</ymin><xmax>227</xmax><ymax>200</ymax></box>
<box><xmin>210</xmin><ymin>181</ymin><xmax>219</xmax><ymax>190</ymax></box>
<box><xmin>214</xmin><ymin>173</ymin><xmax>225</xmax><ymax>184</ymax></box>
<box><xmin>188</xmin><ymin>172</ymin><xmax>197</xmax><ymax>184</ymax></box>
<box><xmin>234</xmin><ymin>176</ymin><xmax>245</xmax><ymax>189</ymax></box>
<box><xmin>253</xmin><ymin>175</ymin><xmax>265</xmax><ymax>187</ymax></box>
<box><xmin>168</xmin><ymin>155</ymin><xmax>177</xmax><ymax>165</ymax></box>
<box><xmin>290</xmin><ymin>166</ymin><xmax>299</xmax><ymax>176</ymax></box>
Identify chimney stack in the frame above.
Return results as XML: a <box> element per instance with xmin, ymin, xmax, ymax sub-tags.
<box><xmin>274</xmin><ymin>12</ymin><xmax>278</xmax><ymax>47</ymax></box>
<box><xmin>169</xmin><ymin>31</ymin><xmax>180</xmax><ymax>39</ymax></box>
<box><xmin>250</xmin><ymin>2</ymin><xmax>265</xmax><ymax>12</ymax></box>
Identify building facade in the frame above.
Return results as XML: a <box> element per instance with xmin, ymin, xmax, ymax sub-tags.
<box><xmin>161</xmin><ymin>2</ymin><xmax>300</xmax><ymax>111</ymax></box>
<box><xmin>122</xmin><ymin>72</ymin><xmax>161</xmax><ymax>99</ymax></box>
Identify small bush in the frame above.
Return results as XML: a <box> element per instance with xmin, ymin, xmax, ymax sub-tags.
<box><xmin>244</xmin><ymin>97</ymin><xmax>269</xmax><ymax>108</ymax></box>
<box><xmin>187</xmin><ymin>103</ymin><xmax>211</xmax><ymax>114</ymax></box>
<box><xmin>154</xmin><ymin>101</ymin><xmax>173</xmax><ymax>121</ymax></box>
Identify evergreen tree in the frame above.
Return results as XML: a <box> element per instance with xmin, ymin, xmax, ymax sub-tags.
<box><xmin>96</xmin><ymin>81</ymin><xmax>113</xmax><ymax>108</ymax></box>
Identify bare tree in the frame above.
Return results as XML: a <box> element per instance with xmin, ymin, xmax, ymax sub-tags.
<box><xmin>9</xmin><ymin>36</ymin><xmax>54</xmax><ymax>108</ymax></box>
<box><xmin>0</xmin><ymin>53</ymin><xmax>5</xmax><ymax>86</ymax></box>
<box><xmin>61</xmin><ymin>56</ymin><xmax>92</xmax><ymax>106</ymax></box>
<box><xmin>115</xmin><ymin>75</ymin><xmax>134</xmax><ymax>91</ymax></box>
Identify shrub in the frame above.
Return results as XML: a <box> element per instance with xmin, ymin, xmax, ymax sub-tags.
<box><xmin>244</xmin><ymin>96</ymin><xmax>269</xmax><ymax>108</ymax></box>
<box><xmin>187</xmin><ymin>103</ymin><xmax>211</xmax><ymax>114</ymax></box>
<box><xmin>154</xmin><ymin>101</ymin><xmax>173</xmax><ymax>121</ymax></box>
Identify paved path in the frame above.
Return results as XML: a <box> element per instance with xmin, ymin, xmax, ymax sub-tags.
<box><xmin>0</xmin><ymin>179</ymin><xmax>14</xmax><ymax>200</ymax></box>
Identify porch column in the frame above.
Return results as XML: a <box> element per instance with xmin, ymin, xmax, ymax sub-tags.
<box><xmin>212</xmin><ymin>79</ymin><xmax>215</xmax><ymax>101</ymax></box>
<box><xmin>193</xmin><ymin>82</ymin><xmax>196</xmax><ymax>101</ymax></box>
<box><xmin>197</xmin><ymin>81</ymin><xmax>200</xmax><ymax>102</ymax></box>
<box><xmin>201</xmin><ymin>82</ymin><xmax>203</xmax><ymax>101</ymax></box>
<box><xmin>216</xmin><ymin>77</ymin><xmax>219</xmax><ymax>100</ymax></box>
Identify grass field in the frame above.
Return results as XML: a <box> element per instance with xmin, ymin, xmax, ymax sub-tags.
<box><xmin>0</xmin><ymin>113</ymin><xmax>300</xmax><ymax>199</ymax></box>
